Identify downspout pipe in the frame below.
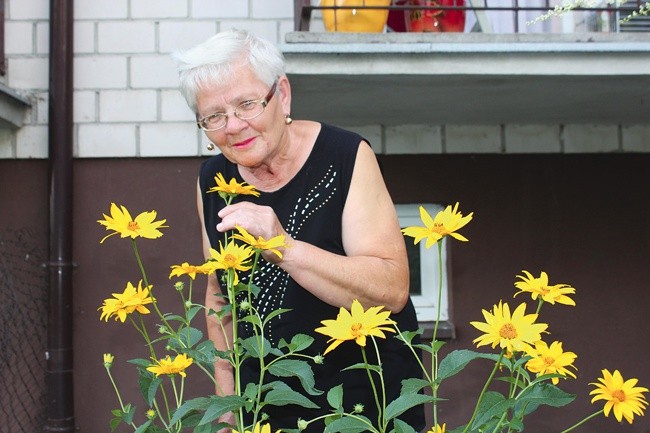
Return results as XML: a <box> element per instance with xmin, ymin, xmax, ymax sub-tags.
<box><xmin>45</xmin><ymin>0</ymin><xmax>75</xmax><ymax>432</ymax></box>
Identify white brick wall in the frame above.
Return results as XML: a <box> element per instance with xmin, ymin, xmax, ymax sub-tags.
<box><xmin>1</xmin><ymin>0</ymin><xmax>648</xmax><ymax>160</ymax></box>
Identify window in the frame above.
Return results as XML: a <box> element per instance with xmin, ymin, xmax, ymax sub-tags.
<box><xmin>396</xmin><ymin>204</ymin><xmax>450</xmax><ymax>324</ymax></box>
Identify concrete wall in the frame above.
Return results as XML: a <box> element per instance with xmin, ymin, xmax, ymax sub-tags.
<box><xmin>2</xmin><ymin>0</ymin><xmax>650</xmax><ymax>159</ymax></box>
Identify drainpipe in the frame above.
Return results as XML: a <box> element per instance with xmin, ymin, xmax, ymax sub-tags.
<box><xmin>45</xmin><ymin>0</ymin><xmax>75</xmax><ymax>432</ymax></box>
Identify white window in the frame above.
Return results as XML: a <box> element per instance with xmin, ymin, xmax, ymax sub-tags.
<box><xmin>396</xmin><ymin>204</ymin><xmax>450</xmax><ymax>323</ymax></box>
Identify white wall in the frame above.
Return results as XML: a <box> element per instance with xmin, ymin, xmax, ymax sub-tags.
<box><xmin>1</xmin><ymin>0</ymin><xmax>649</xmax><ymax>158</ymax></box>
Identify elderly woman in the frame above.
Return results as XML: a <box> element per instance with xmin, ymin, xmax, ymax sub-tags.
<box><xmin>173</xmin><ymin>29</ymin><xmax>424</xmax><ymax>432</ymax></box>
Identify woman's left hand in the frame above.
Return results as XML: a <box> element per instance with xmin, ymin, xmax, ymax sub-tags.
<box><xmin>216</xmin><ymin>201</ymin><xmax>291</xmax><ymax>264</ymax></box>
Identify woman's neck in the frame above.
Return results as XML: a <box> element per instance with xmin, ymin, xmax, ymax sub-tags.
<box><xmin>239</xmin><ymin>120</ymin><xmax>319</xmax><ymax>192</ymax></box>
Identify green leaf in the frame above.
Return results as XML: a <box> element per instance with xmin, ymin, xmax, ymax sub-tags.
<box><xmin>437</xmin><ymin>350</ymin><xmax>501</xmax><ymax>381</ymax></box>
<box><xmin>278</xmin><ymin>333</ymin><xmax>315</xmax><ymax>353</ymax></box>
<box><xmin>169</xmin><ymin>397</ymin><xmax>212</xmax><ymax>425</ymax></box>
<box><xmin>146</xmin><ymin>376</ymin><xmax>163</xmax><ymax>405</ymax></box>
<box><xmin>122</xmin><ymin>403</ymin><xmax>136</xmax><ymax>424</ymax></box>
<box><xmin>133</xmin><ymin>420</ymin><xmax>152</xmax><ymax>433</ymax></box>
<box><xmin>323</xmin><ymin>415</ymin><xmax>372</xmax><ymax>433</ymax></box>
<box><xmin>268</xmin><ymin>359</ymin><xmax>322</xmax><ymax>395</ymax></box>
<box><xmin>239</xmin><ymin>335</ymin><xmax>272</xmax><ymax>359</ymax></box>
<box><xmin>394</xmin><ymin>329</ymin><xmax>423</xmax><ymax>345</ymax></box>
<box><xmin>170</xmin><ymin>395</ymin><xmax>245</xmax><ymax>426</ymax></box>
<box><xmin>400</xmin><ymin>377</ymin><xmax>431</xmax><ymax>395</ymax></box>
<box><xmin>471</xmin><ymin>391</ymin><xmax>514</xmax><ymax>429</ymax></box>
<box><xmin>240</xmin><ymin>313</ymin><xmax>262</xmax><ymax>328</ymax></box>
<box><xmin>327</xmin><ymin>384</ymin><xmax>344</xmax><ymax>410</ymax></box>
<box><xmin>170</xmin><ymin>326</ymin><xmax>203</xmax><ymax>348</ymax></box>
<box><xmin>198</xmin><ymin>395</ymin><xmax>247</xmax><ymax>426</ymax></box>
<box><xmin>391</xmin><ymin>418</ymin><xmax>419</xmax><ymax>433</ymax></box>
<box><xmin>186</xmin><ymin>305</ymin><xmax>203</xmax><ymax>322</ymax></box>
<box><xmin>109</xmin><ymin>417</ymin><xmax>122</xmax><ymax>432</ymax></box>
<box><xmin>342</xmin><ymin>362</ymin><xmax>381</xmax><ymax>374</ymax></box>
<box><xmin>262</xmin><ymin>382</ymin><xmax>319</xmax><ymax>409</ymax></box>
<box><xmin>517</xmin><ymin>382</ymin><xmax>576</xmax><ymax>409</ymax></box>
<box><xmin>262</xmin><ymin>308</ymin><xmax>293</xmax><ymax>327</ymax></box>
<box><xmin>384</xmin><ymin>393</ymin><xmax>436</xmax><ymax>421</ymax></box>
<box><xmin>128</xmin><ymin>358</ymin><xmax>152</xmax><ymax>368</ymax></box>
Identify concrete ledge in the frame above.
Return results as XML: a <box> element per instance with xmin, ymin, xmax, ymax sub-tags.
<box><xmin>0</xmin><ymin>83</ymin><xmax>32</xmax><ymax>129</ymax></box>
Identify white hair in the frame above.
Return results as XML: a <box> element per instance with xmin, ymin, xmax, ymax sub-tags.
<box><xmin>171</xmin><ymin>29</ymin><xmax>286</xmax><ymax>113</ymax></box>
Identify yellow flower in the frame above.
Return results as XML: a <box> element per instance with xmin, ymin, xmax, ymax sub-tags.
<box><xmin>98</xmin><ymin>203</ymin><xmax>167</xmax><ymax>244</ymax></box>
<box><xmin>103</xmin><ymin>353</ymin><xmax>114</xmax><ymax>368</ymax></box>
<box><xmin>427</xmin><ymin>424</ymin><xmax>446</xmax><ymax>433</ymax></box>
<box><xmin>525</xmin><ymin>340</ymin><xmax>577</xmax><ymax>385</ymax></box>
<box><xmin>98</xmin><ymin>280</ymin><xmax>154</xmax><ymax>322</ymax></box>
<box><xmin>207</xmin><ymin>241</ymin><xmax>254</xmax><ymax>286</ymax></box>
<box><xmin>231</xmin><ymin>225</ymin><xmax>288</xmax><ymax>259</ymax></box>
<box><xmin>470</xmin><ymin>301</ymin><xmax>548</xmax><ymax>354</ymax></box>
<box><xmin>146</xmin><ymin>353</ymin><xmax>193</xmax><ymax>378</ymax></box>
<box><xmin>207</xmin><ymin>173</ymin><xmax>260</xmax><ymax>198</ymax></box>
<box><xmin>169</xmin><ymin>262</ymin><xmax>211</xmax><ymax>280</ymax></box>
<box><xmin>315</xmin><ymin>299</ymin><xmax>396</xmax><ymax>355</ymax></box>
<box><xmin>590</xmin><ymin>369</ymin><xmax>648</xmax><ymax>424</ymax></box>
<box><xmin>402</xmin><ymin>202</ymin><xmax>473</xmax><ymax>248</ymax></box>
<box><xmin>514</xmin><ymin>270</ymin><xmax>576</xmax><ymax>306</ymax></box>
<box><xmin>233</xmin><ymin>421</ymin><xmax>279</xmax><ymax>433</ymax></box>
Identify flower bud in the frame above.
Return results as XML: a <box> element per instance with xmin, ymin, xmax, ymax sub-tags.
<box><xmin>174</xmin><ymin>281</ymin><xmax>184</xmax><ymax>291</ymax></box>
<box><xmin>313</xmin><ymin>354</ymin><xmax>324</xmax><ymax>365</ymax></box>
<box><xmin>297</xmin><ymin>419</ymin><xmax>309</xmax><ymax>431</ymax></box>
<box><xmin>353</xmin><ymin>403</ymin><xmax>364</xmax><ymax>414</ymax></box>
<box><xmin>239</xmin><ymin>300</ymin><xmax>251</xmax><ymax>311</ymax></box>
<box><xmin>146</xmin><ymin>409</ymin><xmax>157</xmax><ymax>420</ymax></box>
<box><xmin>103</xmin><ymin>353</ymin><xmax>114</xmax><ymax>368</ymax></box>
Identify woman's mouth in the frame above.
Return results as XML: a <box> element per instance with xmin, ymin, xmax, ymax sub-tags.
<box><xmin>233</xmin><ymin>137</ymin><xmax>256</xmax><ymax>148</ymax></box>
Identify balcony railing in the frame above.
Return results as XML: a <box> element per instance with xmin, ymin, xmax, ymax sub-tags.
<box><xmin>294</xmin><ymin>0</ymin><xmax>649</xmax><ymax>33</ymax></box>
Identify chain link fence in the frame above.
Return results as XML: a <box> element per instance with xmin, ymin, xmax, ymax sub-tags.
<box><xmin>0</xmin><ymin>228</ymin><xmax>48</xmax><ymax>433</ymax></box>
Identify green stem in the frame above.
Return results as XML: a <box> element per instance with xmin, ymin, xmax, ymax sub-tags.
<box><xmin>432</xmin><ymin>240</ymin><xmax>444</xmax><ymax>342</ymax></box>
<box><xmin>129</xmin><ymin>315</ymin><xmax>156</xmax><ymax>360</ymax></box>
<box><xmin>104</xmin><ymin>367</ymin><xmax>137</xmax><ymax>429</ymax></box>
<box><xmin>371</xmin><ymin>337</ymin><xmax>388</xmax><ymax>432</ymax></box>
<box><xmin>461</xmin><ymin>350</ymin><xmax>506</xmax><ymax>433</ymax></box>
<box><xmin>131</xmin><ymin>239</ymin><xmax>172</xmax><ymax>332</ymax></box>
<box><xmin>431</xmin><ymin>239</ymin><xmax>444</xmax><ymax>429</ymax></box>
<box><xmin>361</xmin><ymin>346</ymin><xmax>383</xmax><ymax>432</ymax></box>
<box><xmin>559</xmin><ymin>410</ymin><xmax>604</xmax><ymax>433</ymax></box>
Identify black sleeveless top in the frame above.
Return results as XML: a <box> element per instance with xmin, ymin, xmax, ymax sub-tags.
<box><xmin>199</xmin><ymin>123</ymin><xmax>425</xmax><ymax>432</ymax></box>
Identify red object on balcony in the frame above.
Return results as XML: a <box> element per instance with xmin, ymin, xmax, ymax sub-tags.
<box><xmin>403</xmin><ymin>0</ymin><xmax>466</xmax><ymax>32</ymax></box>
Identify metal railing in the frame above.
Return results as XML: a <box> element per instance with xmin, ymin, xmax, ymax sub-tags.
<box><xmin>294</xmin><ymin>0</ymin><xmax>648</xmax><ymax>33</ymax></box>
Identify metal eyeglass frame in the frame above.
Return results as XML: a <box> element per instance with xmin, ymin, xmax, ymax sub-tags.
<box><xmin>196</xmin><ymin>80</ymin><xmax>278</xmax><ymax>131</ymax></box>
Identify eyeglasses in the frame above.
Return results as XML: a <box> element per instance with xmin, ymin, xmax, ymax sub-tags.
<box><xmin>196</xmin><ymin>81</ymin><xmax>278</xmax><ymax>132</ymax></box>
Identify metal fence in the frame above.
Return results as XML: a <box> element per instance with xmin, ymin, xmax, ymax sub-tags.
<box><xmin>0</xmin><ymin>228</ymin><xmax>48</xmax><ymax>433</ymax></box>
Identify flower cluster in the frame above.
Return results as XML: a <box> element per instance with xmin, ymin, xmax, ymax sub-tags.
<box><xmin>97</xmin><ymin>182</ymin><xmax>648</xmax><ymax>433</ymax></box>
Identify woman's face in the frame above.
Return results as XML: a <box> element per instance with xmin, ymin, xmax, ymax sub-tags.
<box><xmin>195</xmin><ymin>66</ymin><xmax>290</xmax><ymax>169</ymax></box>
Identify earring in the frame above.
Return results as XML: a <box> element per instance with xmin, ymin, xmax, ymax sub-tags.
<box><xmin>284</xmin><ymin>114</ymin><xmax>293</xmax><ymax>125</ymax></box>
<box><xmin>207</xmin><ymin>142</ymin><xmax>215</xmax><ymax>151</ymax></box>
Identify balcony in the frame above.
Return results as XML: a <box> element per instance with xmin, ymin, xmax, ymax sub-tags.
<box><xmin>283</xmin><ymin>1</ymin><xmax>650</xmax><ymax>127</ymax></box>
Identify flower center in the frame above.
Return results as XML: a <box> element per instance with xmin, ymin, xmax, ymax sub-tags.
<box><xmin>432</xmin><ymin>222</ymin><xmax>447</xmax><ymax>234</ymax></box>
<box><xmin>543</xmin><ymin>356</ymin><xmax>555</xmax><ymax>366</ymax></box>
<box><xmin>499</xmin><ymin>323</ymin><xmax>518</xmax><ymax>339</ymax></box>
<box><xmin>351</xmin><ymin>323</ymin><xmax>364</xmax><ymax>338</ymax></box>
<box><xmin>128</xmin><ymin>221</ymin><xmax>140</xmax><ymax>231</ymax></box>
<box><xmin>612</xmin><ymin>389</ymin><xmax>626</xmax><ymax>402</ymax></box>
<box><xmin>223</xmin><ymin>254</ymin><xmax>237</xmax><ymax>267</ymax></box>
<box><xmin>539</xmin><ymin>286</ymin><xmax>550</xmax><ymax>295</ymax></box>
